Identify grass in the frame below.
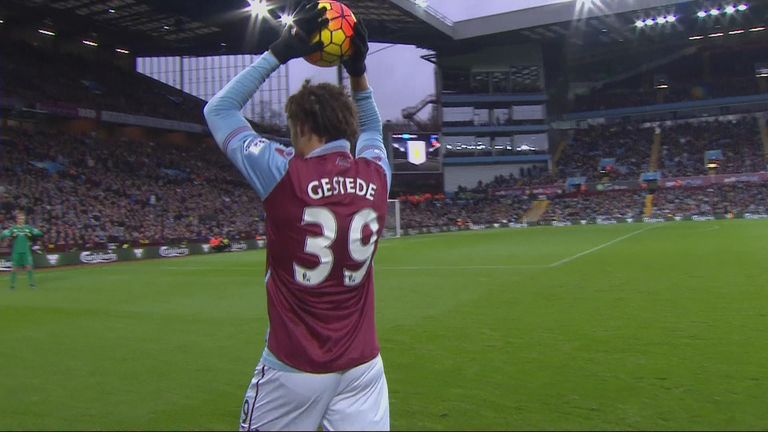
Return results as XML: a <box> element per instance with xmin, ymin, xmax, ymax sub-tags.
<box><xmin>1</xmin><ymin>220</ymin><xmax>767</xmax><ymax>430</ymax></box>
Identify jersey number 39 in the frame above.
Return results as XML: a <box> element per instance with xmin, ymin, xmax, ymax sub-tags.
<box><xmin>294</xmin><ymin>207</ymin><xmax>379</xmax><ymax>287</ymax></box>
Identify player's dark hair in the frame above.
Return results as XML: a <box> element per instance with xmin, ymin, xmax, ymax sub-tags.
<box><xmin>286</xmin><ymin>80</ymin><xmax>359</xmax><ymax>148</ymax></box>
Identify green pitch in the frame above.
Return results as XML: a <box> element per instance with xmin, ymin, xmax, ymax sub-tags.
<box><xmin>2</xmin><ymin>220</ymin><xmax>767</xmax><ymax>430</ymax></box>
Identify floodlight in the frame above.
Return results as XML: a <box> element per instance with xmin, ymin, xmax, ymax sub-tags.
<box><xmin>249</xmin><ymin>0</ymin><xmax>270</xmax><ymax>17</ymax></box>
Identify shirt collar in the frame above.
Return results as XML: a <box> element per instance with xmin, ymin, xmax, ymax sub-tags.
<box><xmin>306</xmin><ymin>139</ymin><xmax>351</xmax><ymax>159</ymax></box>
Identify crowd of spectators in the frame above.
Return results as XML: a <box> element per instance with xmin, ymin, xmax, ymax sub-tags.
<box><xmin>659</xmin><ymin>118</ymin><xmax>765</xmax><ymax>177</ymax></box>
<box><xmin>0</xmin><ymin>128</ymin><xmax>264</xmax><ymax>251</ymax></box>
<box><xmin>541</xmin><ymin>191</ymin><xmax>646</xmax><ymax>223</ymax></box>
<box><xmin>651</xmin><ymin>183</ymin><xmax>768</xmax><ymax>218</ymax></box>
<box><xmin>557</xmin><ymin>124</ymin><xmax>654</xmax><ymax>181</ymax></box>
<box><xmin>455</xmin><ymin>168</ymin><xmax>559</xmax><ymax>197</ymax></box>
<box><xmin>399</xmin><ymin>193</ymin><xmax>532</xmax><ymax>229</ymax></box>
<box><xmin>4</xmin><ymin>123</ymin><xmax>768</xmax><ymax>252</ymax></box>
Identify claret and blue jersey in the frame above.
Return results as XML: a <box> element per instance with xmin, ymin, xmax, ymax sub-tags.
<box><xmin>204</xmin><ymin>52</ymin><xmax>391</xmax><ymax>374</ymax></box>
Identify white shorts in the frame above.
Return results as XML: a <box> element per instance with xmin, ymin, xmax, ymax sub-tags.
<box><xmin>239</xmin><ymin>354</ymin><xmax>389</xmax><ymax>431</ymax></box>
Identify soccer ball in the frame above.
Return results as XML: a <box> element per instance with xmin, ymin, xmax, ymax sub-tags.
<box><xmin>304</xmin><ymin>1</ymin><xmax>356</xmax><ymax>67</ymax></box>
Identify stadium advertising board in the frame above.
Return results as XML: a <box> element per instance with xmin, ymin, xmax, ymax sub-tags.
<box><xmin>158</xmin><ymin>246</ymin><xmax>190</xmax><ymax>258</ymax></box>
<box><xmin>80</xmin><ymin>251</ymin><xmax>119</xmax><ymax>264</ymax></box>
<box><xmin>0</xmin><ymin>259</ymin><xmax>12</xmax><ymax>272</ymax></box>
<box><xmin>230</xmin><ymin>242</ymin><xmax>248</xmax><ymax>252</ymax></box>
<box><xmin>662</xmin><ymin>172</ymin><xmax>768</xmax><ymax>188</ymax></box>
<box><xmin>24</xmin><ymin>240</ymin><xmax>267</xmax><ymax>270</ymax></box>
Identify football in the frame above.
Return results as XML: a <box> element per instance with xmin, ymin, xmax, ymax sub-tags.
<box><xmin>304</xmin><ymin>1</ymin><xmax>356</xmax><ymax>67</ymax></box>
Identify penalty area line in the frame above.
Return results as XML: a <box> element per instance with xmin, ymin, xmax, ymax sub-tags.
<box><xmin>547</xmin><ymin>226</ymin><xmax>658</xmax><ymax>268</ymax></box>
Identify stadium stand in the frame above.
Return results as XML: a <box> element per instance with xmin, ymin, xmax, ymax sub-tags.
<box><xmin>0</xmin><ymin>127</ymin><xmax>264</xmax><ymax>251</ymax></box>
<box><xmin>399</xmin><ymin>193</ymin><xmax>532</xmax><ymax>229</ymax></box>
<box><xmin>573</xmin><ymin>45</ymin><xmax>768</xmax><ymax>112</ymax></box>
<box><xmin>659</xmin><ymin>117</ymin><xmax>765</xmax><ymax>177</ymax></box>
<box><xmin>541</xmin><ymin>191</ymin><xmax>647</xmax><ymax>223</ymax></box>
<box><xmin>0</xmin><ymin>40</ymin><xmax>206</xmax><ymax>123</ymax></box>
<box><xmin>652</xmin><ymin>183</ymin><xmax>768</xmax><ymax>218</ymax></box>
<box><xmin>557</xmin><ymin>124</ymin><xmax>654</xmax><ymax>181</ymax></box>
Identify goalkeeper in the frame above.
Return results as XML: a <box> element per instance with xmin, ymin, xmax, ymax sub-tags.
<box><xmin>1</xmin><ymin>211</ymin><xmax>43</xmax><ymax>289</ymax></box>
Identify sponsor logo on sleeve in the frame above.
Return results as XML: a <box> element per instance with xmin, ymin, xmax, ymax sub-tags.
<box><xmin>244</xmin><ymin>138</ymin><xmax>270</xmax><ymax>155</ymax></box>
<box><xmin>46</xmin><ymin>255</ymin><xmax>60</xmax><ymax>266</ymax></box>
<box><xmin>159</xmin><ymin>246</ymin><xmax>190</xmax><ymax>258</ymax></box>
<box><xmin>80</xmin><ymin>251</ymin><xmax>118</xmax><ymax>264</ymax></box>
<box><xmin>133</xmin><ymin>249</ymin><xmax>144</xmax><ymax>259</ymax></box>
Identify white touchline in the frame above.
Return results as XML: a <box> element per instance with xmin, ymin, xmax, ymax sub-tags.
<box><xmin>379</xmin><ymin>264</ymin><xmax>548</xmax><ymax>270</ymax></box>
<box><xmin>547</xmin><ymin>226</ymin><xmax>658</xmax><ymax>268</ymax></box>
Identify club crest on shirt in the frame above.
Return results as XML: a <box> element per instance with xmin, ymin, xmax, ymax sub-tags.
<box><xmin>275</xmin><ymin>147</ymin><xmax>295</xmax><ymax>160</ymax></box>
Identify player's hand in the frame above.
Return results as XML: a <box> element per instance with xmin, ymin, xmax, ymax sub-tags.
<box><xmin>343</xmin><ymin>18</ymin><xmax>369</xmax><ymax>77</ymax></box>
<box><xmin>269</xmin><ymin>1</ymin><xmax>328</xmax><ymax>64</ymax></box>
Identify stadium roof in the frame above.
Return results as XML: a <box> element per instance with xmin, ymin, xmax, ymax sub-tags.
<box><xmin>0</xmin><ymin>0</ymin><xmax>452</xmax><ymax>56</ymax></box>
<box><xmin>1</xmin><ymin>0</ymin><xmax>765</xmax><ymax>57</ymax></box>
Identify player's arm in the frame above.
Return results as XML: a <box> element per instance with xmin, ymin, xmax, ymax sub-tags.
<box><xmin>343</xmin><ymin>20</ymin><xmax>391</xmax><ymax>189</ymax></box>
<box><xmin>31</xmin><ymin>227</ymin><xmax>44</xmax><ymax>239</ymax></box>
<box><xmin>202</xmin><ymin>1</ymin><xmax>326</xmax><ymax>200</ymax></box>
<box><xmin>0</xmin><ymin>229</ymin><xmax>9</xmax><ymax>240</ymax></box>
<box><xmin>203</xmin><ymin>53</ymin><xmax>289</xmax><ymax>200</ymax></box>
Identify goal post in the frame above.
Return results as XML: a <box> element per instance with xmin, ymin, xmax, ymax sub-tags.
<box><xmin>385</xmin><ymin>199</ymin><xmax>401</xmax><ymax>238</ymax></box>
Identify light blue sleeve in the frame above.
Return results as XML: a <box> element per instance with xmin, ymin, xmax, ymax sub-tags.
<box><xmin>353</xmin><ymin>89</ymin><xmax>391</xmax><ymax>191</ymax></box>
<box><xmin>203</xmin><ymin>52</ymin><xmax>292</xmax><ymax>200</ymax></box>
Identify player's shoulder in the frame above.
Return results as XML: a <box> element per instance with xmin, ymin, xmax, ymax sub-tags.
<box><xmin>355</xmin><ymin>154</ymin><xmax>389</xmax><ymax>178</ymax></box>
